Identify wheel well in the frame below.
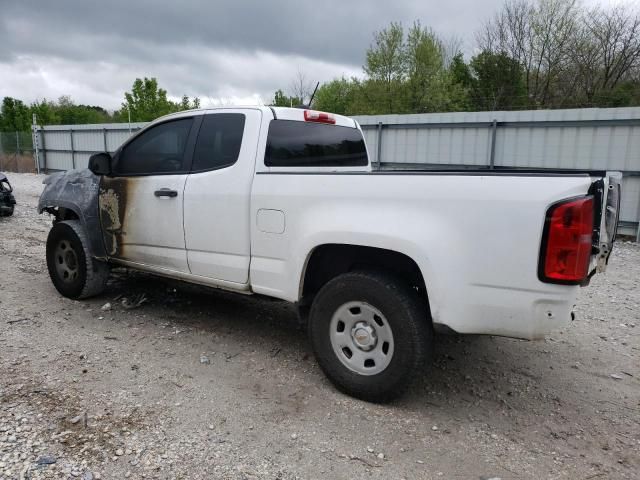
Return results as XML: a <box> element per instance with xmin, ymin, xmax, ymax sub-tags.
<box><xmin>46</xmin><ymin>206</ymin><xmax>80</xmax><ymax>222</ymax></box>
<box><xmin>301</xmin><ymin>244</ymin><xmax>429</xmax><ymax>306</ymax></box>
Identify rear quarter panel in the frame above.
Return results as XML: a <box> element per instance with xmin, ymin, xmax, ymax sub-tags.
<box><xmin>250</xmin><ymin>172</ymin><xmax>595</xmax><ymax>339</ymax></box>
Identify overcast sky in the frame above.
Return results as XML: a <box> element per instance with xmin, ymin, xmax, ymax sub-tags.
<box><xmin>0</xmin><ymin>0</ymin><xmax>621</xmax><ymax>111</ymax></box>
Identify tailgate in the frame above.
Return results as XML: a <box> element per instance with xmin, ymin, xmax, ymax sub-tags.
<box><xmin>592</xmin><ymin>172</ymin><xmax>622</xmax><ymax>274</ymax></box>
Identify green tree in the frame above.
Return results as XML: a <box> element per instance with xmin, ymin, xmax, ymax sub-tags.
<box><xmin>179</xmin><ymin>94</ymin><xmax>201</xmax><ymax>110</ymax></box>
<box><xmin>55</xmin><ymin>96</ymin><xmax>111</xmax><ymax>124</ymax></box>
<box><xmin>313</xmin><ymin>77</ymin><xmax>358</xmax><ymax>115</ymax></box>
<box><xmin>592</xmin><ymin>80</ymin><xmax>640</xmax><ymax>107</ymax></box>
<box><xmin>469</xmin><ymin>51</ymin><xmax>528</xmax><ymax>110</ymax></box>
<box><xmin>404</xmin><ymin>21</ymin><xmax>446</xmax><ymax>112</ymax></box>
<box><xmin>450</xmin><ymin>53</ymin><xmax>473</xmax><ymax>89</ymax></box>
<box><xmin>29</xmin><ymin>99</ymin><xmax>60</xmax><ymax>126</ymax></box>
<box><xmin>270</xmin><ymin>89</ymin><xmax>302</xmax><ymax>107</ymax></box>
<box><xmin>117</xmin><ymin>77</ymin><xmax>177</xmax><ymax>122</ymax></box>
<box><xmin>0</xmin><ymin>97</ymin><xmax>31</xmax><ymax>131</ymax></box>
<box><xmin>364</xmin><ymin>22</ymin><xmax>407</xmax><ymax>113</ymax></box>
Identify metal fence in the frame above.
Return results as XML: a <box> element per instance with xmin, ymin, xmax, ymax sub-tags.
<box><xmin>35</xmin><ymin>122</ymin><xmax>147</xmax><ymax>172</ymax></box>
<box><xmin>353</xmin><ymin>108</ymin><xmax>640</xmax><ymax>239</ymax></box>
<box><xmin>33</xmin><ymin>107</ymin><xmax>640</xmax><ymax>239</ymax></box>
<box><xmin>0</xmin><ymin>131</ymin><xmax>36</xmax><ymax>173</ymax></box>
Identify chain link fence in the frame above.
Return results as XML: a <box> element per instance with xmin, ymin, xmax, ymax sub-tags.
<box><xmin>0</xmin><ymin>131</ymin><xmax>36</xmax><ymax>173</ymax></box>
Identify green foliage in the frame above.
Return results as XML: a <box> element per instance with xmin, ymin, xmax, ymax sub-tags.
<box><xmin>114</xmin><ymin>78</ymin><xmax>199</xmax><ymax>122</ymax></box>
<box><xmin>116</xmin><ymin>78</ymin><xmax>176</xmax><ymax>122</ymax></box>
<box><xmin>0</xmin><ymin>97</ymin><xmax>31</xmax><ymax>132</ymax></box>
<box><xmin>29</xmin><ymin>99</ymin><xmax>60</xmax><ymax>126</ymax></box>
<box><xmin>592</xmin><ymin>81</ymin><xmax>640</xmax><ymax>108</ymax></box>
<box><xmin>179</xmin><ymin>94</ymin><xmax>201</xmax><ymax>110</ymax></box>
<box><xmin>55</xmin><ymin>95</ymin><xmax>111</xmax><ymax>124</ymax></box>
<box><xmin>2</xmin><ymin>78</ymin><xmax>199</xmax><ymax>131</ymax></box>
<box><xmin>1</xmin><ymin>96</ymin><xmax>116</xmax><ymax>131</ymax></box>
<box><xmin>270</xmin><ymin>89</ymin><xmax>302</xmax><ymax>107</ymax></box>
<box><xmin>450</xmin><ymin>53</ymin><xmax>473</xmax><ymax>89</ymax></box>
<box><xmin>364</xmin><ymin>22</ymin><xmax>406</xmax><ymax>83</ymax></box>
<box><xmin>364</xmin><ymin>22</ymin><xmax>407</xmax><ymax>113</ymax></box>
<box><xmin>404</xmin><ymin>21</ymin><xmax>445</xmax><ymax>112</ymax></box>
<box><xmin>306</xmin><ymin>21</ymin><xmax>472</xmax><ymax>115</ymax></box>
<box><xmin>469</xmin><ymin>51</ymin><xmax>528</xmax><ymax>110</ymax></box>
<box><xmin>313</xmin><ymin>77</ymin><xmax>358</xmax><ymax>115</ymax></box>
<box><xmin>277</xmin><ymin>21</ymin><xmax>475</xmax><ymax>116</ymax></box>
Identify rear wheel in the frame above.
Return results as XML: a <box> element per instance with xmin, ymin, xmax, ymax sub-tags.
<box><xmin>308</xmin><ymin>270</ymin><xmax>432</xmax><ymax>402</ymax></box>
<box><xmin>46</xmin><ymin>220</ymin><xmax>109</xmax><ymax>299</ymax></box>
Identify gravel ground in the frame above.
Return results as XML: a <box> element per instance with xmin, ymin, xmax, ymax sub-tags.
<box><xmin>0</xmin><ymin>172</ymin><xmax>639</xmax><ymax>480</ymax></box>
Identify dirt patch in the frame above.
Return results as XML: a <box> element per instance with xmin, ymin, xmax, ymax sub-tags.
<box><xmin>0</xmin><ymin>173</ymin><xmax>638</xmax><ymax>479</ymax></box>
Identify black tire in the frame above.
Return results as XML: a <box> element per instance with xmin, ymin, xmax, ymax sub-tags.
<box><xmin>308</xmin><ymin>270</ymin><xmax>432</xmax><ymax>403</ymax></box>
<box><xmin>0</xmin><ymin>206</ymin><xmax>13</xmax><ymax>216</ymax></box>
<box><xmin>46</xmin><ymin>220</ymin><xmax>110</xmax><ymax>299</ymax></box>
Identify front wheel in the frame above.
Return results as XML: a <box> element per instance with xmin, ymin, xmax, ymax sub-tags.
<box><xmin>46</xmin><ymin>220</ymin><xmax>109</xmax><ymax>299</ymax></box>
<box><xmin>308</xmin><ymin>270</ymin><xmax>432</xmax><ymax>402</ymax></box>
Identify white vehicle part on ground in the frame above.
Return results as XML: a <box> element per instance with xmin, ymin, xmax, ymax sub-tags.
<box><xmin>250</xmin><ymin>172</ymin><xmax>596</xmax><ymax>340</ymax></box>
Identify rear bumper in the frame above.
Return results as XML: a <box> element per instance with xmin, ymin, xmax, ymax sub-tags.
<box><xmin>434</xmin><ymin>284</ymin><xmax>578</xmax><ymax>340</ymax></box>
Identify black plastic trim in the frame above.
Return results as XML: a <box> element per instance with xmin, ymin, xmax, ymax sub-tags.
<box><xmin>588</xmin><ymin>179</ymin><xmax>604</xmax><ymax>253</ymax></box>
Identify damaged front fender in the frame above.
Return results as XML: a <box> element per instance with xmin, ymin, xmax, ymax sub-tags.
<box><xmin>38</xmin><ymin>169</ymin><xmax>107</xmax><ymax>260</ymax></box>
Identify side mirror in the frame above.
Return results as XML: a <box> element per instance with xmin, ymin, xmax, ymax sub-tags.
<box><xmin>88</xmin><ymin>152</ymin><xmax>112</xmax><ymax>176</ymax></box>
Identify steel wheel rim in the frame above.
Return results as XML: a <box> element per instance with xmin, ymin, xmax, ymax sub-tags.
<box><xmin>54</xmin><ymin>239</ymin><xmax>79</xmax><ymax>283</ymax></box>
<box><xmin>329</xmin><ymin>301</ymin><xmax>394</xmax><ymax>376</ymax></box>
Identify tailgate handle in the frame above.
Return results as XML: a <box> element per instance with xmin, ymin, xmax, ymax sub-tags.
<box><xmin>154</xmin><ymin>189</ymin><xmax>178</xmax><ymax>198</ymax></box>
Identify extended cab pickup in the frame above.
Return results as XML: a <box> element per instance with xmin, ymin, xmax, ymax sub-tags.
<box><xmin>38</xmin><ymin>107</ymin><xmax>621</xmax><ymax>401</ymax></box>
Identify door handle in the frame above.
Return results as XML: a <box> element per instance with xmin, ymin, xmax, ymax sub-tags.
<box><xmin>154</xmin><ymin>189</ymin><xmax>178</xmax><ymax>198</ymax></box>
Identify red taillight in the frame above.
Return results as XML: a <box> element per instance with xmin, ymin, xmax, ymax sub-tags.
<box><xmin>304</xmin><ymin>109</ymin><xmax>336</xmax><ymax>124</ymax></box>
<box><xmin>540</xmin><ymin>196</ymin><xmax>594</xmax><ymax>284</ymax></box>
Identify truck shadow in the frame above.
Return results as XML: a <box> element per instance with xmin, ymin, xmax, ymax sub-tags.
<box><xmin>103</xmin><ymin>269</ymin><xmax>571</xmax><ymax>422</ymax></box>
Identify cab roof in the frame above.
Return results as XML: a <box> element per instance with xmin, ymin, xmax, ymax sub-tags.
<box><xmin>154</xmin><ymin>106</ymin><xmax>358</xmax><ymax>129</ymax></box>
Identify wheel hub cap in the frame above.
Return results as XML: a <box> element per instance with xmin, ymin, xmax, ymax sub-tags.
<box><xmin>351</xmin><ymin>322</ymin><xmax>377</xmax><ymax>351</ymax></box>
<box><xmin>54</xmin><ymin>239</ymin><xmax>79</xmax><ymax>283</ymax></box>
<box><xmin>329</xmin><ymin>301</ymin><xmax>394</xmax><ymax>376</ymax></box>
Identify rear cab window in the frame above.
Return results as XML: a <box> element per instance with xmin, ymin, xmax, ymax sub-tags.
<box><xmin>265</xmin><ymin>119</ymin><xmax>369</xmax><ymax>169</ymax></box>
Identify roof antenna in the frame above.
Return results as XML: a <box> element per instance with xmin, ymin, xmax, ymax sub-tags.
<box><xmin>307</xmin><ymin>81</ymin><xmax>320</xmax><ymax>107</ymax></box>
<box><xmin>296</xmin><ymin>81</ymin><xmax>320</xmax><ymax>109</ymax></box>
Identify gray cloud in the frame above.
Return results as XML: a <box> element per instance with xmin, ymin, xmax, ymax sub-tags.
<box><xmin>0</xmin><ymin>0</ymin><xmax>504</xmax><ymax>110</ymax></box>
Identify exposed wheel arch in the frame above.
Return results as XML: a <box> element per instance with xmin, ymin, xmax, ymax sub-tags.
<box><xmin>45</xmin><ymin>206</ymin><xmax>80</xmax><ymax>222</ymax></box>
<box><xmin>300</xmin><ymin>243</ymin><xmax>430</xmax><ymax>310</ymax></box>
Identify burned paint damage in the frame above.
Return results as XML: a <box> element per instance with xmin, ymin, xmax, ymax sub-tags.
<box><xmin>38</xmin><ymin>170</ymin><xmax>133</xmax><ymax>260</ymax></box>
<box><xmin>97</xmin><ymin>177</ymin><xmax>130</xmax><ymax>258</ymax></box>
<box><xmin>38</xmin><ymin>169</ymin><xmax>107</xmax><ymax>259</ymax></box>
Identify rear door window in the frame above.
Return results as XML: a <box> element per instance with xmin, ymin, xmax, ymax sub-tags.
<box><xmin>191</xmin><ymin>113</ymin><xmax>246</xmax><ymax>172</ymax></box>
<box><xmin>265</xmin><ymin>120</ymin><xmax>368</xmax><ymax>167</ymax></box>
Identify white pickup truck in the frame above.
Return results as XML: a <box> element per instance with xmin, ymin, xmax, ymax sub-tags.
<box><xmin>38</xmin><ymin>106</ymin><xmax>621</xmax><ymax>402</ymax></box>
